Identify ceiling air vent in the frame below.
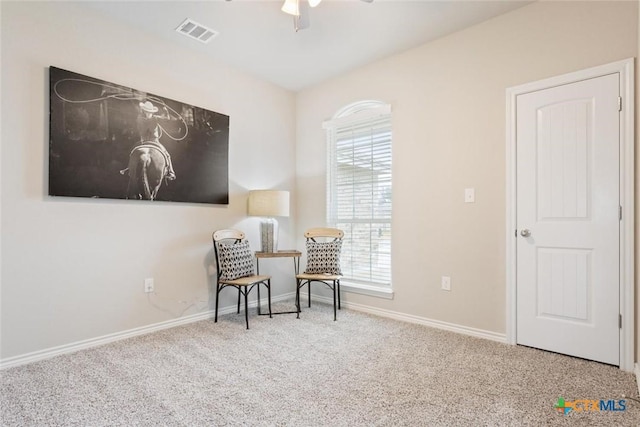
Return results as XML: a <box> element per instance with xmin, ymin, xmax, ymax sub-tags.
<box><xmin>176</xmin><ymin>18</ymin><xmax>218</xmax><ymax>44</ymax></box>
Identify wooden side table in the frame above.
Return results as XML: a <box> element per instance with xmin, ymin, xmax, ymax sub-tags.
<box><xmin>255</xmin><ymin>250</ymin><xmax>301</xmax><ymax>315</ymax></box>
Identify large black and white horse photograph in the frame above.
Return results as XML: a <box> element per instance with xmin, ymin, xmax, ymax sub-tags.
<box><xmin>49</xmin><ymin>66</ymin><xmax>229</xmax><ymax>204</ymax></box>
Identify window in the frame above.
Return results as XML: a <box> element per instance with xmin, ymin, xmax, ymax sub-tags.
<box><xmin>324</xmin><ymin>101</ymin><xmax>392</xmax><ymax>295</ymax></box>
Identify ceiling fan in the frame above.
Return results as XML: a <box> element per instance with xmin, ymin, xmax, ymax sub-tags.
<box><xmin>281</xmin><ymin>0</ymin><xmax>374</xmax><ymax>32</ymax></box>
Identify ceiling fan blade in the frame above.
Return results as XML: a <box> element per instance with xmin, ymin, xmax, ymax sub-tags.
<box><xmin>288</xmin><ymin>0</ymin><xmax>371</xmax><ymax>32</ymax></box>
<box><xmin>294</xmin><ymin>1</ymin><xmax>311</xmax><ymax>31</ymax></box>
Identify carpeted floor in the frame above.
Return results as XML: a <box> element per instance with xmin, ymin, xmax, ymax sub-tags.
<box><xmin>1</xmin><ymin>301</ymin><xmax>639</xmax><ymax>426</ymax></box>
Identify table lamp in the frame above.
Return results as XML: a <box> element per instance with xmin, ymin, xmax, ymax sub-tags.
<box><xmin>247</xmin><ymin>190</ymin><xmax>290</xmax><ymax>253</ymax></box>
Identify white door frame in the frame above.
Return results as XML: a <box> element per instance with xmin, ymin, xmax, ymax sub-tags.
<box><xmin>506</xmin><ymin>58</ymin><xmax>635</xmax><ymax>371</ymax></box>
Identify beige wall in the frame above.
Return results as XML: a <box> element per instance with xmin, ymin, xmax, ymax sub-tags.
<box><xmin>296</xmin><ymin>1</ymin><xmax>637</xmax><ymax>335</ymax></box>
<box><xmin>637</xmin><ymin>0</ymin><xmax>640</xmax><ymax>364</ymax></box>
<box><xmin>0</xmin><ymin>2</ymin><xmax>296</xmax><ymax>359</ymax></box>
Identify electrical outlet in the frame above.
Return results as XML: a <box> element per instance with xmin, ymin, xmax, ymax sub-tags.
<box><xmin>464</xmin><ymin>188</ymin><xmax>475</xmax><ymax>203</ymax></box>
<box><xmin>144</xmin><ymin>278</ymin><xmax>154</xmax><ymax>293</ymax></box>
<box><xmin>441</xmin><ymin>276</ymin><xmax>451</xmax><ymax>291</ymax></box>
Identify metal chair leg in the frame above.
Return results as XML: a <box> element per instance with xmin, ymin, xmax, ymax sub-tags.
<box><xmin>337</xmin><ymin>280</ymin><xmax>341</xmax><ymax>310</ymax></box>
<box><xmin>297</xmin><ymin>280</ymin><xmax>301</xmax><ymax>317</ymax></box>
<box><xmin>257</xmin><ymin>283</ymin><xmax>262</xmax><ymax>315</ymax></box>
<box><xmin>267</xmin><ymin>280</ymin><xmax>272</xmax><ymax>318</ymax></box>
<box><xmin>237</xmin><ymin>288</ymin><xmax>241</xmax><ymax>314</ymax></box>
<box><xmin>332</xmin><ymin>282</ymin><xmax>337</xmax><ymax>321</ymax></box>
<box><xmin>214</xmin><ymin>284</ymin><xmax>221</xmax><ymax>323</ymax></box>
<box><xmin>244</xmin><ymin>288</ymin><xmax>249</xmax><ymax>330</ymax></box>
<box><xmin>308</xmin><ymin>281</ymin><xmax>311</xmax><ymax>307</ymax></box>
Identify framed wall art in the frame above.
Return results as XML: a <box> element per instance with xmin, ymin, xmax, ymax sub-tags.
<box><xmin>49</xmin><ymin>66</ymin><xmax>229</xmax><ymax>204</ymax></box>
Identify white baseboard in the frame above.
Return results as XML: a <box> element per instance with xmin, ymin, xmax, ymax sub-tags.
<box><xmin>2</xmin><ymin>292</ymin><xmax>506</xmax><ymax>369</ymax></box>
<box><xmin>0</xmin><ymin>293</ymin><xmax>295</xmax><ymax>370</ymax></box>
<box><xmin>635</xmin><ymin>363</ymin><xmax>640</xmax><ymax>396</ymax></box>
<box><xmin>303</xmin><ymin>294</ymin><xmax>507</xmax><ymax>343</ymax></box>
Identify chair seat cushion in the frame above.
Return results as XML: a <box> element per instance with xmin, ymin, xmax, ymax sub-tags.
<box><xmin>304</xmin><ymin>240</ymin><xmax>342</xmax><ymax>275</ymax></box>
<box><xmin>220</xmin><ymin>274</ymin><xmax>270</xmax><ymax>286</ymax></box>
<box><xmin>296</xmin><ymin>273</ymin><xmax>342</xmax><ymax>280</ymax></box>
<box><xmin>217</xmin><ymin>240</ymin><xmax>255</xmax><ymax>280</ymax></box>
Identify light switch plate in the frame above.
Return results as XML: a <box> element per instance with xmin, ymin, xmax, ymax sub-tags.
<box><xmin>144</xmin><ymin>278</ymin><xmax>154</xmax><ymax>293</ymax></box>
<box><xmin>441</xmin><ymin>276</ymin><xmax>451</xmax><ymax>291</ymax></box>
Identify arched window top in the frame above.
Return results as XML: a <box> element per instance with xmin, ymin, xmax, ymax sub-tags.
<box><xmin>324</xmin><ymin>100</ymin><xmax>391</xmax><ymax>130</ymax></box>
<box><xmin>333</xmin><ymin>100</ymin><xmax>389</xmax><ymax>119</ymax></box>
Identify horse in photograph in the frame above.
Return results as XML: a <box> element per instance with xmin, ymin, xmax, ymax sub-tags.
<box><xmin>126</xmin><ymin>143</ymin><xmax>168</xmax><ymax>200</ymax></box>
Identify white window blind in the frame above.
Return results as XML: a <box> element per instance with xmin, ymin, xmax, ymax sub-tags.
<box><xmin>325</xmin><ymin>104</ymin><xmax>392</xmax><ymax>288</ymax></box>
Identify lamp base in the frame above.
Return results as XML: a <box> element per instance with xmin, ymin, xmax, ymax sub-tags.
<box><xmin>260</xmin><ymin>218</ymin><xmax>279</xmax><ymax>253</ymax></box>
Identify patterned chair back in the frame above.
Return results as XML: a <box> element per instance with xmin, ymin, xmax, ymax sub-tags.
<box><xmin>212</xmin><ymin>229</ymin><xmax>254</xmax><ymax>280</ymax></box>
<box><xmin>303</xmin><ymin>228</ymin><xmax>344</xmax><ymax>275</ymax></box>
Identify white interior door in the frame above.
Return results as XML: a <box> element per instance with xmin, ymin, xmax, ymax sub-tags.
<box><xmin>515</xmin><ymin>73</ymin><xmax>620</xmax><ymax>365</ymax></box>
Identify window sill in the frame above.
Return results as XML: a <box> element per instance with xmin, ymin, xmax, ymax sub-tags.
<box><xmin>340</xmin><ymin>281</ymin><xmax>394</xmax><ymax>300</ymax></box>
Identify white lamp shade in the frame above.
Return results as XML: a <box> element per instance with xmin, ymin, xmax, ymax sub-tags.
<box><xmin>308</xmin><ymin>0</ymin><xmax>322</xmax><ymax>7</ymax></box>
<box><xmin>248</xmin><ymin>190</ymin><xmax>290</xmax><ymax>217</ymax></box>
<box><xmin>281</xmin><ymin>0</ymin><xmax>300</xmax><ymax>16</ymax></box>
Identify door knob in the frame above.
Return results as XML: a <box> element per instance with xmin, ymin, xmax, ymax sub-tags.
<box><xmin>520</xmin><ymin>229</ymin><xmax>531</xmax><ymax>237</ymax></box>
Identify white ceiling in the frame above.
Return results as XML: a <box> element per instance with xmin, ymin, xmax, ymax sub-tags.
<box><xmin>82</xmin><ymin>0</ymin><xmax>532</xmax><ymax>91</ymax></box>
